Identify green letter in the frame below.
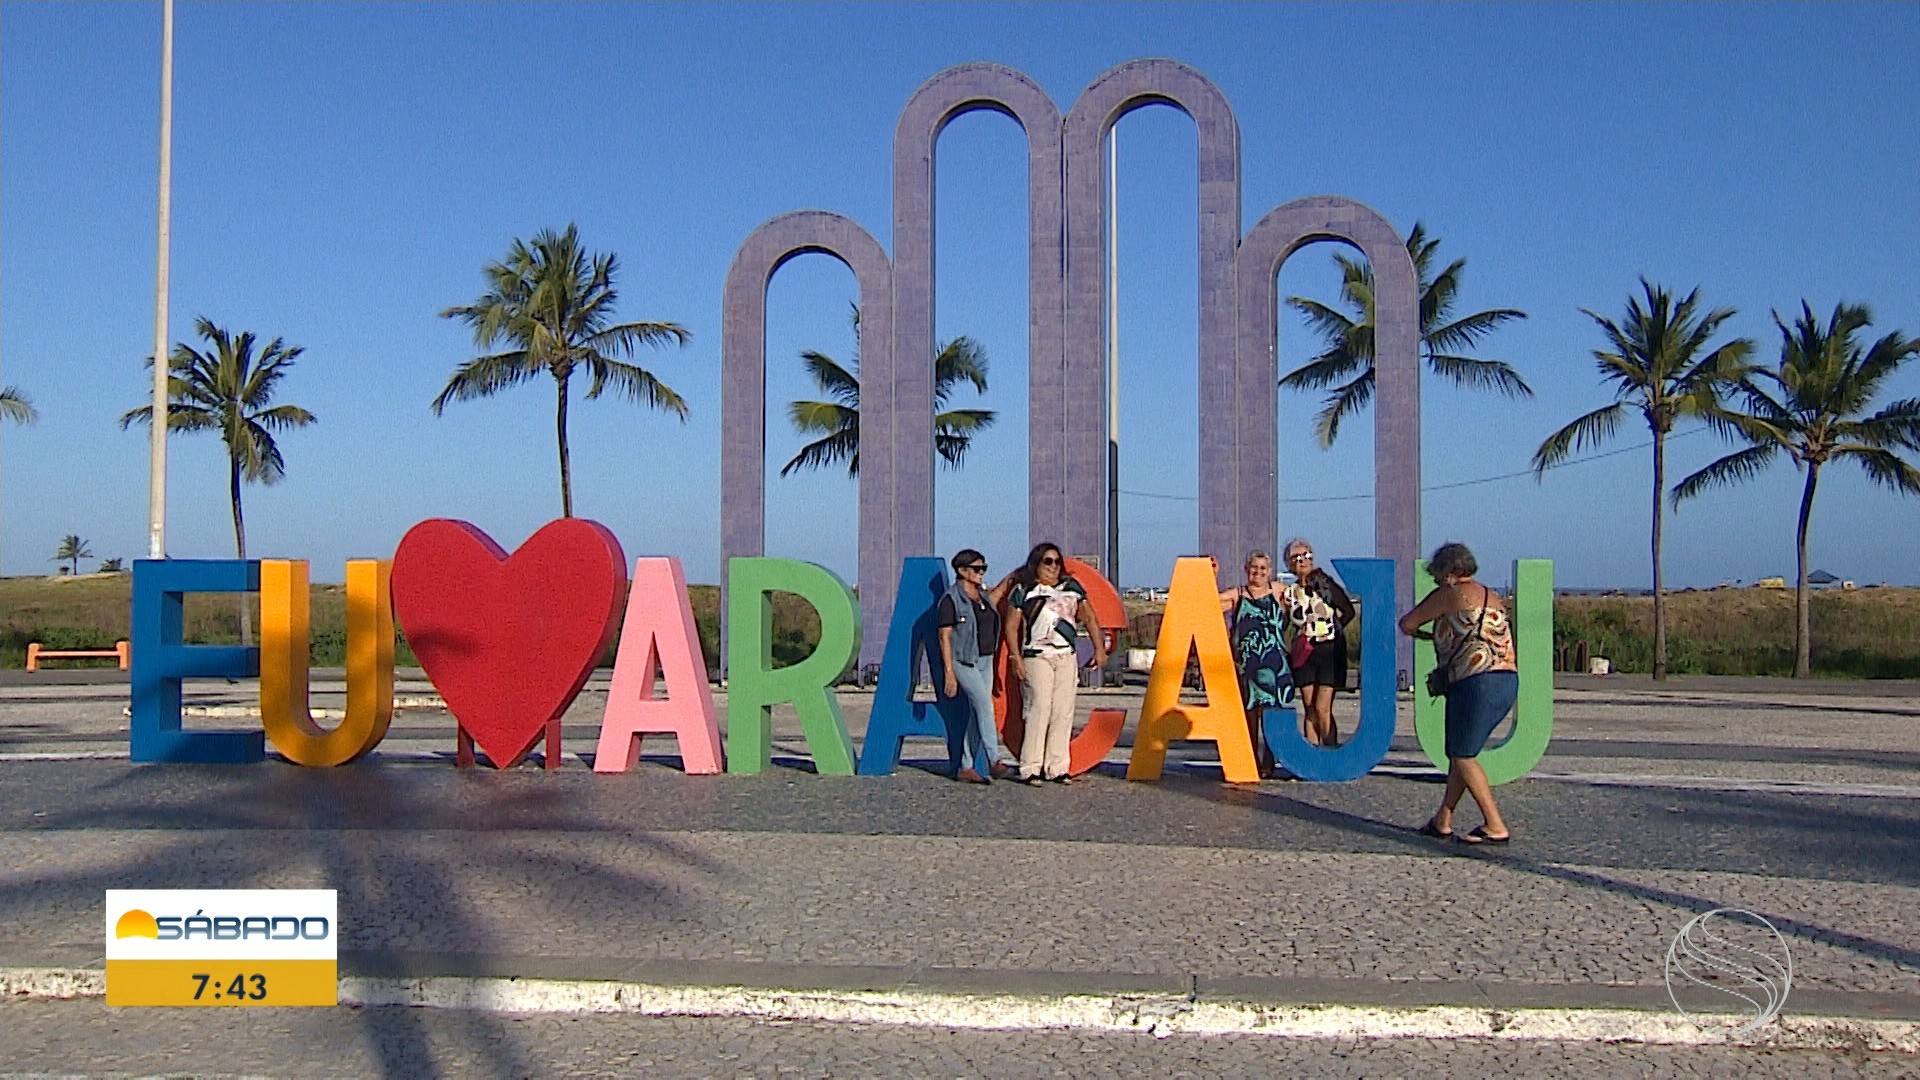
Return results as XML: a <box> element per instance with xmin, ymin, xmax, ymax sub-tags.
<box><xmin>726</xmin><ymin>558</ymin><xmax>860</xmax><ymax>775</ymax></box>
<box><xmin>1414</xmin><ymin>559</ymin><xmax>1554</xmax><ymax>785</ymax></box>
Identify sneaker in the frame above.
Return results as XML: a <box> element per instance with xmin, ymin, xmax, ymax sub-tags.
<box><xmin>1022</xmin><ymin>774</ymin><xmax>1045</xmax><ymax>786</ymax></box>
<box><xmin>1048</xmin><ymin>773</ymin><xmax>1075</xmax><ymax>785</ymax></box>
<box><xmin>955</xmin><ymin>768</ymin><xmax>989</xmax><ymax>785</ymax></box>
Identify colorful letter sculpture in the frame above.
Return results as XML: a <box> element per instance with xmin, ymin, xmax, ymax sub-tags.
<box><xmin>1263</xmin><ymin>558</ymin><xmax>1396</xmax><ymax>782</ymax></box>
<box><xmin>1413</xmin><ymin>559</ymin><xmax>1554</xmax><ymax>784</ymax></box>
<box><xmin>391</xmin><ymin>518</ymin><xmax>628</xmax><ymax>769</ymax></box>
<box><xmin>130</xmin><ymin>559</ymin><xmax>265</xmax><ymax>764</ymax></box>
<box><xmin>594</xmin><ymin>557</ymin><xmax>724</xmax><ymax>774</ymax></box>
<box><xmin>991</xmin><ymin>556</ymin><xmax>1128</xmax><ymax>776</ymax></box>
<box><xmin>857</xmin><ymin>558</ymin><xmax>972</xmax><ymax>776</ymax></box>
<box><xmin>259</xmin><ymin>559</ymin><xmax>395</xmax><ymax>766</ymax></box>
<box><xmin>1127</xmin><ymin>556</ymin><xmax>1260</xmax><ymax>783</ymax></box>
<box><xmin>725</xmin><ymin>558</ymin><xmax>860</xmax><ymax>775</ymax></box>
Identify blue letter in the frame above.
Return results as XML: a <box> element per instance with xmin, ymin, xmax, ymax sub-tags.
<box><xmin>1265</xmin><ymin>558</ymin><xmax>1395</xmax><ymax>782</ymax></box>
<box><xmin>130</xmin><ymin>559</ymin><xmax>264</xmax><ymax>763</ymax></box>
<box><xmin>856</xmin><ymin>558</ymin><xmax>972</xmax><ymax>776</ymax></box>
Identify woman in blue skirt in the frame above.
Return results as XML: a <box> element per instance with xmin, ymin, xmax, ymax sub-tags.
<box><xmin>1399</xmin><ymin>542</ymin><xmax>1518</xmax><ymax>844</ymax></box>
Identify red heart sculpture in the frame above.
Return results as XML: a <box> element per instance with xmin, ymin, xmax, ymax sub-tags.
<box><xmin>391</xmin><ymin>518</ymin><xmax>627</xmax><ymax>768</ymax></box>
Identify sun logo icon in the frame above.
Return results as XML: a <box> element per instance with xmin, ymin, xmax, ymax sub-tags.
<box><xmin>115</xmin><ymin>909</ymin><xmax>160</xmax><ymax>939</ymax></box>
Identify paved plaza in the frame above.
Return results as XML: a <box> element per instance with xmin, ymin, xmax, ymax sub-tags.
<box><xmin>2</xmin><ymin>672</ymin><xmax>1917</xmax><ymax>1076</ymax></box>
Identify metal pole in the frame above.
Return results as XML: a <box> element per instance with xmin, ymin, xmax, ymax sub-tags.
<box><xmin>148</xmin><ymin>0</ymin><xmax>175</xmax><ymax>560</ymax></box>
<box><xmin>1105</xmin><ymin>126</ymin><xmax>1120</xmax><ymax>585</ymax></box>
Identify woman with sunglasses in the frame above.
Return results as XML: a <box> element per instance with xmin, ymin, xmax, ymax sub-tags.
<box><xmin>1280</xmin><ymin>538</ymin><xmax>1355</xmax><ymax>748</ymax></box>
<box><xmin>935</xmin><ymin>549</ymin><xmax>1019</xmax><ymax>783</ymax></box>
<box><xmin>1004</xmin><ymin>542</ymin><xmax>1106</xmax><ymax>785</ymax></box>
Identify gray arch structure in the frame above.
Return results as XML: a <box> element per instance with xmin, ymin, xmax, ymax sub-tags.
<box><xmin>720</xmin><ymin>61</ymin><xmax>1421</xmax><ymax>675</ymax></box>
<box><xmin>1236</xmin><ymin>196</ymin><xmax>1422</xmax><ymax>673</ymax></box>
<box><xmin>719</xmin><ymin>211</ymin><xmax>895</xmax><ymax>667</ymax></box>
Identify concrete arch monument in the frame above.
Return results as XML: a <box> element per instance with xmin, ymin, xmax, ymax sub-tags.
<box><xmin>1062</xmin><ymin>58</ymin><xmax>1242</xmax><ymax>564</ymax></box>
<box><xmin>720</xmin><ymin>60</ymin><xmax>1421</xmax><ymax>674</ymax></box>
<box><xmin>720</xmin><ymin>210</ymin><xmax>895</xmax><ymax>666</ymax></box>
<box><xmin>892</xmin><ymin>63</ymin><xmax>1065</xmax><ymax>561</ymax></box>
<box><xmin>1236</xmin><ymin>196</ymin><xmax>1421</xmax><ymax>670</ymax></box>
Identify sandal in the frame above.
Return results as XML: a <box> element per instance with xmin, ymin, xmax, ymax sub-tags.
<box><xmin>1417</xmin><ymin>818</ymin><xmax>1453</xmax><ymax>840</ymax></box>
<box><xmin>1458</xmin><ymin>826</ymin><xmax>1511</xmax><ymax>845</ymax></box>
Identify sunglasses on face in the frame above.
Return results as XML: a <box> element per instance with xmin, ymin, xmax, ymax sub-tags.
<box><xmin>963</xmin><ymin>563</ymin><xmax>987</xmax><ymax>572</ymax></box>
<box><xmin>1289</xmin><ymin>552</ymin><xmax>1313</xmax><ymax>562</ymax></box>
<box><xmin>1039</xmin><ymin>556</ymin><xmax>1061</xmax><ymax>566</ymax></box>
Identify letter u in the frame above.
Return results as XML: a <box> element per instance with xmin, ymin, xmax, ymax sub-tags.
<box><xmin>259</xmin><ymin>559</ymin><xmax>395</xmax><ymax>766</ymax></box>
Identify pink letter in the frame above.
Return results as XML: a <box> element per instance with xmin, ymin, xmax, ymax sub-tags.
<box><xmin>594</xmin><ymin>557</ymin><xmax>724</xmax><ymax>774</ymax></box>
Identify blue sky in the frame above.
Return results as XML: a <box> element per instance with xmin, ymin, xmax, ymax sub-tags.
<box><xmin>4</xmin><ymin>1</ymin><xmax>1917</xmax><ymax>589</ymax></box>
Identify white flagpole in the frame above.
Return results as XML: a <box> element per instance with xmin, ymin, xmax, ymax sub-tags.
<box><xmin>148</xmin><ymin>0</ymin><xmax>175</xmax><ymax>560</ymax></box>
<box><xmin>1105</xmin><ymin>126</ymin><xmax>1120</xmax><ymax>585</ymax></box>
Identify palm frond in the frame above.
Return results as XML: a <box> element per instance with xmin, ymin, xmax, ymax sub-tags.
<box><xmin>1838</xmin><ymin>398</ymin><xmax>1920</xmax><ymax>451</ymax></box>
<box><xmin>1532</xmin><ymin>402</ymin><xmax>1629</xmax><ymax>473</ymax></box>
<box><xmin>584</xmin><ymin>320</ymin><xmax>691</xmax><ymax>357</ymax></box>
<box><xmin>786</xmin><ymin>399</ymin><xmax>857</xmax><ymax>436</ymax></box>
<box><xmin>1424</xmin><ymin>308</ymin><xmax>1526</xmax><ymax>354</ymax></box>
<box><xmin>581</xmin><ymin>352</ymin><xmax>691</xmax><ymax>419</ymax></box>
<box><xmin>1313</xmin><ymin>369</ymin><xmax>1375</xmax><ymax>449</ymax></box>
<box><xmin>934</xmin><ymin>407</ymin><xmax>995</xmax><ymax>437</ymax></box>
<box><xmin>1279</xmin><ymin>349</ymin><xmax>1366</xmax><ymax>391</ymax></box>
<box><xmin>800</xmin><ymin>350</ymin><xmax>861</xmax><ymax>406</ymax></box>
<box><xmin>1833</xmin><ymin>445</ymin><xmax>1920</xmax><ymax>495</ymax></box>
<box><xmin>1671</xmin><ymin>444</ymin><xmax>1781</xmax><ymax>506</ymax></box>
<box><xmin>780</xmin><ymin>429</ymin><xmax>860</xmax><ymax>478</ymax></box>
<box><xmin>1</xmin><ymin>385</ymin><xmax>38</xmax><ymax>424</ymax></box>
<box><xmin>430</xmin><ymin>350</ymin><xmax>541</xmax><ymax>414</ymax></box>
<box><xmin>1427</xmin><ymin>354</ymin><xmax>1532</xmax><ymax>397</ymax></box>
<box><xmin>1284</xmin><ymin>297</ymin><xmax>1359</xmax><ymax>342</ymax></box>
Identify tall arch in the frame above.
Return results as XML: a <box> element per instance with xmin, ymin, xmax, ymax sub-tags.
<box><xmin>1062</xmin><ymin>58</ymin><xmax>1241</xmax><ymax>565</ymax></box>
<box><xmin>1235</xmin><ymin>195</ymin><xmax>1421</xmax><ymax>673</ymax></box>
<box><xmin>892</xmin><ymin>63</ymin><xmax>1065</xmax><ymax>563</ymax></box>
<box><xmin>720</xmin><ymin>211</ymin><xmax>895</xmax><ymax>670</ymax></box>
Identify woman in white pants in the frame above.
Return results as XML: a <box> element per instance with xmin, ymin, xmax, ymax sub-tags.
<box><xmin>1004</xmin><ymin>542</ymin><xmax>1106</xmax><ymax>785</ymax></box>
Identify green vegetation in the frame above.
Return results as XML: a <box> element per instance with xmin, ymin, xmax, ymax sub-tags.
<box><xmin>782</xmin><ymin>303</ymin><xmax>995</xmax><ymax>477</ymax></box>
<box><xmin>1283</xmin><ymin>222</ymin><xmax>1531</xmax><ymax>448</ymax></box>
<box><xmin>121</xmin><ymin>316</ymin><xmax>319</xmax><ymax>647</ymax></box>
<box><xmin>1672</xmin><ymin>302</ymin><xmax>1920</xmax><ymax>677</ymax></box>
<box><xmin>435</xmin><ymin>223</ymin><xmax>691</xmax><ymax>519</ymax></box>
<box><xmin>1533</xmin><ymin>279</ymin><xmax>1754</xmax><ymax>680</ymax></box>
<box><xmin>1555</xmin><ymin>587</ymin><xmax>1920</xmax><ymax>678</ymax></box>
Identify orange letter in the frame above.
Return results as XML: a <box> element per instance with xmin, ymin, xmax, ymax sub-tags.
<box><xmin>260</xmin><ymin>560</ymin><xmax>394</xmax><ymax>766</ymax></box>
<box><xmin>1127</xmin><ymin>557</ymin><xmax>1258</xmax><ymax>782</ymax></box>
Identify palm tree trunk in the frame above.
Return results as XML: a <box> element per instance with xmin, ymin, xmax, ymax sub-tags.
<box><xmin>230</xmin><ymin>458</ymin><xmax>252</xmax><ymax>647</ymax></box>
<box><xmin>1793</xmin><ymin>465</ymin><xmax>1820</xmax><ymax>679</ymax></box>
<box><xmin>555</xmin><ymin>372</ymin><xmax>573</xmax><ymax>519</ymax></box>
<box><xmin>1650</xmin><ymin>430</ymin><xmax>1667</xmax><ymax>680</ymax></box>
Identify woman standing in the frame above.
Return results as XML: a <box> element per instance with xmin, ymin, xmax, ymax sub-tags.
<box><xmin>1005</xmin><ymin>542</ymin><xmax>1106</xmax><ymax>785</ymax></box>
<box><xmin>936</xmin><ymin>548</ymin><xmax>1018</xmax><ymax>783</ymax></box>
<box><xmin>1219</xmin><ymin>551</ymin><xmax>1292</xmax><ymax>778</ymax></box>
<box><xmin>1280</xmin><ymin>539</ymin><xmax>1354</xmax><ymax>747</ymax></box>
<box><xmin>1399</xmin><ymin>542</ymin><xmax>1518</xmax><ymax>844</ymax></box>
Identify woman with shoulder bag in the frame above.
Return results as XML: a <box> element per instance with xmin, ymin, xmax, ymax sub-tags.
<box><xmin>1398</xmin><ymin>542</ymin><xmax>1519</xmax><ymax>844</ymax></box>
<box><xmin>1280</xmin><ymin>539</ymin><xmax>1354</xmax><ymax>747</ymax></box>
<box><xmin>1001</xmin><ymin>542</ymin><xmax>1106</xmax><ymax>785</ymax></box>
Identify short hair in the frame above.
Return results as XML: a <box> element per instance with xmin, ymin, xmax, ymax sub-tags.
<box><xmin>950</xmin><ymin>548</ymin><xmax>985</xmax><ymax>572</ymax></box>
<box><xmin>1428</xmin><ymin>542</ymin><xmax>1478</xmax><ymax>580</ymax></box>
<box><xmin>1282</xmin><ymin>537</ymin><xmax>1312</xmax><ymax>561</ymax></box>
<box><xmin>1245</xmin><ymin>550</ymin><xmax>1271</xmax><ymax>568</ymax></box>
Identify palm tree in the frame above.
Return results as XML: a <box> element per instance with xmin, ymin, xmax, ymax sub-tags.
<box><xmin>1283</xmin><ymin>222</ymin><xmax>1532</xmax><ymax>446</ymax></box>
<box><xmin>1532</xmin><ymin>279</ymin><xmax>1754</xmax><ymax>679</ymax></box>
<box><xmin>781</xmin><ymin>304</ymin><xmax>995</xmax><ymax>477</ymax></box>
<box><xmin>435</xmin><ymin>224</ymin><xmax>691</xmax><ymax>518</ymax></box>
<box><xmin>121</xmin><ymin>316</ymin><xmax>317</xmax><ymax>645</ymax></box>
<box><xmin>1673</xmin><ymin>302</ymin><xmax>1920</xmax><ymax>678</ymax></box>
<box><xmin>1</xmin><ymin>385</ymin><xmax>37</xmax><ymax>424</ymax></box>
<box><xmin>52</xmin><ymin>535</ymin><xmax>92</xmax><ymax>576</ymax></box>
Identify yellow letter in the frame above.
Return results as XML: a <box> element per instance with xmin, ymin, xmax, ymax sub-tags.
<box><xmin>260</xmin><ymin>559</ymin><xmax>394</xmax><ymax>766</ymax></box>
<box><xmin>1127</xmin><ymin>556</ymin><xmax>1259</xmax><ymax>782</ymax></box>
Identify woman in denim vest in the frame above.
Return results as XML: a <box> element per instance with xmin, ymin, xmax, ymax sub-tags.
<box><xmin>935</xmin><ymin>548</ymin><xmax>1018</xmax><ymax>783</ymax></box>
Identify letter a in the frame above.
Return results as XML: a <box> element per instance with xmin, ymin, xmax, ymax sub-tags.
<box><xmin>260</xmin><ymin>559</ymin><xmax>395</xmax><ymax>766</ymax></box>
<box><xmin>595</xmin><ymin>557</ymin><xmax>724</xmax><ymax>774</ymax></box>
<box><xmin>1127</xmin><ymin>556</ymin><xmax>1259</xmax><ymax>783</ymax></box>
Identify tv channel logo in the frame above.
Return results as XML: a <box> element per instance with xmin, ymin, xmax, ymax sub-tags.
<box><xmin>105</xmin><ymin>889</ymin><xmax>337</xmax><ymax>1007</ymax></box>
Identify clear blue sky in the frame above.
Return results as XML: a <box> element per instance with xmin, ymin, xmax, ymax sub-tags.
<box><xmin>4</xmin><ymin>2</ymin><xmax>1917</xmax><ymax>589</ymax></box>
